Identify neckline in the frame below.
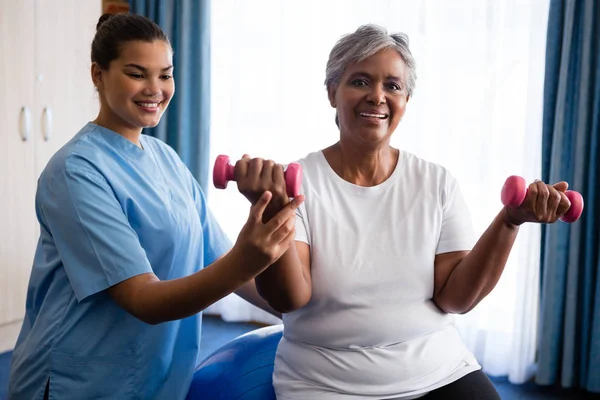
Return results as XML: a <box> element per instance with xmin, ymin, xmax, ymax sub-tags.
<box><xmin>317</xmin><ymin>149</ymin><xmax>404</xmax><ymax>197</ymax></box>
<box><xmin>86</xmin><ymin>122</ymin><xmax>147</xmax><ymax>159</ymax></box>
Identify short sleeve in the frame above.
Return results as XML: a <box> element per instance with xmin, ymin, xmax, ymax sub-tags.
<box><xmin>435</xmin><ymin>173</ymin><xmax>476</xmax><ymax>254</ymax></box>
<box><xmin>39</xmin><ymin>161</ymin><xmax>153</xmax><ymax>301</ymax></box>
<box><xmin>294</xmin><ymin>201</ymin><xmax>310</xmax><ymax>245</ymax></box>
<box><xmin>190</xmin><ymin>178</ymin><xmax>232</xmax><ymax>266</ymax></box>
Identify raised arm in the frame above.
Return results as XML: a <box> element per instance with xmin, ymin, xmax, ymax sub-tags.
<box><xmin>255</xmin><ymin>241</ymin><xmax>312</xmax><ymax>313</ymax></box>
<box><xmin>433</xmin><ymin>180</ymin><xmax>572</xmax><ymax>314</ymax></box>
<box><xmin>228</xmin><ymin>155</ymin><xmax>313</xmax><ymax>313</ymax></box>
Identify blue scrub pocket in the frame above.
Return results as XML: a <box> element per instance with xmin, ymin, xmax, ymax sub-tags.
<box><xmin>50</xmin><ymin>351</ymin><xmax>137</xmax><ymax>398</ymax></box>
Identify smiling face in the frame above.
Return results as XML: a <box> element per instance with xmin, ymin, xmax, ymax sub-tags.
<box><xmin>328</xmin><ymin>48</ymin><xmax>409</xmax><ymax>147</ymax></box>
<box><xmin>92</xmin><ymin>40</ymin><xmax>174</xmax><ymax>137</ymax></box>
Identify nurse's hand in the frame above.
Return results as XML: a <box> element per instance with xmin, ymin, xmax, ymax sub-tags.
<box><xmin>234</xmin><ymin>191</ymin><xmax>304</xmax><ymax>271</ymax></box>
<box><xmin>234</xmin><ymin>155</ymin><xmax>289</xmax><ymax>222</ymax></box>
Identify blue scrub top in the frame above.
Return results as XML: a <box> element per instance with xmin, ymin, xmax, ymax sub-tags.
<box><xmin>8</xmin><ymin>122</ymin><xmax>232</xmax><ymax>399</ymax></box>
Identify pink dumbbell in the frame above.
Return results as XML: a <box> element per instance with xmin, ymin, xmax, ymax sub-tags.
<box><xmin>500</xmin><ymin>175</ymin><xmax>584</xmax><ymax>223</ymax></box>
<box><xmin>213</xmin><ymin>154</ymin><xmax>303</xmax><ymax>198</ymax></box>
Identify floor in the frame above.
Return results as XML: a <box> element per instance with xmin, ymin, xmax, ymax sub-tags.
<box><xmin>0</xmin><ymin>316</ymin><xmax>596</xmax><ymax>399</ymax></box>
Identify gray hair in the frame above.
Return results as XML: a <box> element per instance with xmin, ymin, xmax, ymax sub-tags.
<box><xmin>325</xmin><ymin>24</ymin><xmax>417</xmax><ymax>97</ymax></box>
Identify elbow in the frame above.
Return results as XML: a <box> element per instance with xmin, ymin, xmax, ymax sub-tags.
<box><xmin>143</xmin><ymin>315</ymin><xmax>164</xmax><ymax>325</ymax></box>
<box><xmin>275</xmin><ymin>297</ymin><xmax>310</xmax><ymax>314</ymax></box>
<box><xmin>268</xmin><ymin>292</ymin><xmax>311</xmax><ymax>314</ymax></box>
<box><xmin>131</xmin><ymin>308</ymin><xmax>164</xmax><ymax>325</ymax></box>
<box><xmin>433</xmin><ymin>293</ymin><xmax>474</xmax><ymax>315</ymax></box>
<box><xmin>125</xmin><ymin>295</ymin><xmax>168</xmax><ymax>325</ymax></box>
<box><xmin>256</xmin><ymin>285</ymin><xmax>311</xmax><ymax>314</ymax></box>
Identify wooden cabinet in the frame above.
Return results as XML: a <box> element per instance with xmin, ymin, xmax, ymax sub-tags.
<box><xmin>34</xmin><ymin>1</ymin><xmax>102</xmax><ymax>176</ymax></box>
<box><xmin>0</xmin><ymin>0</ymin><xmax>101</xmax><ymax>331</ymax></box>
<box><xmin>0</xmin><ymin>0</ymin><xmax>37</xmax><ymax>328</ymax></box>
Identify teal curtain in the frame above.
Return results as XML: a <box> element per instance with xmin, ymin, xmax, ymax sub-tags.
<box><xmin>129</xmin><ymin>0</ymin><xmax>212</xmax><ymax>192</ymax></box>
<box><xmin>537</xmin><ymin>0</ymin><xmax>600</xmax><ymax>392</ymax></box>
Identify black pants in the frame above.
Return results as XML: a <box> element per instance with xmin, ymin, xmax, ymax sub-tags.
<box><xmin>43</xmin><ymin>379</ymin><xmax>49</xmax><ymax>400</ymax></box>
<box><xmin>421</xmin><ymin>370</ymin><xmax>501</xmax><ymax>399</ymax></box>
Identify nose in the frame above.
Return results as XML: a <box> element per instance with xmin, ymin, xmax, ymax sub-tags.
<box><xmin>366</xmin><ymin>85</ymin><xmax>386</xmax><ymax>105</ymax></box>
<box><xmin>142</xmin><ymin>77</ymin><xmax>162</xmax><ymax>98</ymax></box>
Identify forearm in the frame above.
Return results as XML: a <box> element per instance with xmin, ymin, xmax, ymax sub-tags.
<box><xmin>255</xmin><ymin>244</ymin><xmax>311</xmax><ymax>313</ymax></box>
<box><xmin>134</xmin><ymin>249</ymin><xmax>252</xmax><ymax>324</ymax></box>
<box><xmin>435</xmin><ymin>207</ymin><xmax>520</xmax><ymax>314</ymax></box>
<box><xmin>234</xmin><ymin>280</ymin><xmax>282</xmax><ymax>319</ymax></box>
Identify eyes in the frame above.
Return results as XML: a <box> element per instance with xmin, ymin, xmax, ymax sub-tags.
<box><xmin>127</xmin><ymin>73</ymin><xmax>173</xmax><ymax>80</ymax></box>
<box><xmin>351</xmin><ymin>78</ymin><xmax>402</xmax><ymax>92</ymax></box>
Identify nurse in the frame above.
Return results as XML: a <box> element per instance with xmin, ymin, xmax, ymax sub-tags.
<box><xmin>7</xmin><ymin>13</ymin><xmax>302</xmax><ymax>400</ymax></box>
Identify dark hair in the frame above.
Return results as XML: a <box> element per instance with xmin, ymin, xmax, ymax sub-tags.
<box><xmin>91</xmin><ymin>13</ymin><xmax>171</xmax><ymax>69</ymax></box>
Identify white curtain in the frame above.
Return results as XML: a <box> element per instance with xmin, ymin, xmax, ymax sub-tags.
<box><xmin>207</xmin><ymin>0</ymin><xmax>550</xmax><ymax>383</ymax></box>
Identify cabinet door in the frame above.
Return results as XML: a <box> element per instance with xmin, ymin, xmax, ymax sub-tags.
<box><xmin>34</xmin><ymin>0</ymin><xmax>101</xmax><ymax>177</ymax></box>
<box><xmin>0</xmin><ymin>0</ymin><xmax>38</xmax><ymax>325</ymax></box>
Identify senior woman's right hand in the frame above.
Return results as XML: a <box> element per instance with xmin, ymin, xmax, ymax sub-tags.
<box><xmin>234</xmin><ymin>155</ymin><xmax>290</xmax><ymax>222</ymax></box>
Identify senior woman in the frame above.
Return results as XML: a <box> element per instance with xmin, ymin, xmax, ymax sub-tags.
<box><xmin>234</xmin><ymin>24</ymin><xmax>571</xmax><ymax>399</ymax></box>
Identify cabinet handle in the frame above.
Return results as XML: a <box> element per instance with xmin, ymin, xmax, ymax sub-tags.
<box><xmin>42</xmin><ymin>106</ymin><xmax>53</xmax><ymax>141</ymax></box>
<box><xmin>19</xmin><ymin>106</ymin><xmax>31</xmax><ymax>142</ymax></box>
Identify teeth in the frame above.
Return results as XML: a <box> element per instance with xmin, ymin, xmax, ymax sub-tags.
<box><xmin>361</xmin><ymin>113</ymin><xmax>386</xmax><ymax>118</ymax></box>
<box><xmin>137</xmin><ymin>102</ymin><xmax>159</xmax><ymax>108</ymax></box>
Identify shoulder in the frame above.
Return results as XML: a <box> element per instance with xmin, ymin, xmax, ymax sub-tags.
<box><xmin>401</xmin><ymin>151</ymin><xmax>457</xmax><ymax>187</ymax></box>
<box><xmin>287</xmin><ymin>150</ymin><xmax>328</xmax><ymax>193</ymax></box>
<box><xmin>400</xmin><ymin>152</ymin><xmax>465</xmax><ymax>210</ymax></box>
<box><xmin>402</xmin><ymin>151</ymin><xmax>449</xmax><ymax>177</ymax></box>
<box><xmin>291</xmin><ymin>150</ymin><xmax>327</xmax><ymax>177</ymax></box>
<box><xmin>292</xmin><ymin>150</ymin><xmax>322</xmax><ymax>166</ymax></box>
<box><xmin>41</xmin><ymin>123</ymin><xmax>108</xmax><ymax>183</ymax></box>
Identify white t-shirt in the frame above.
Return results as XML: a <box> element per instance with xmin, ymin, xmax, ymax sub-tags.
<box><xmin>273</xmin><ymin>150</ymin><xmax>481</xmax><ymax>399</ymax></box>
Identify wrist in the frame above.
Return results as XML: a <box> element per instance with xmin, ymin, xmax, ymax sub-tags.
<box><xmin>502</xmin><ymin>206</ymin><xmax>521</xmax><ymax>229</ymax></box>
<box><xmin>228</xmin><ymin>243</ymin><xmax>272</xmax><ymax>281</ymax></box>
<box><xmin>262</xmin><ymin>196</ymin><xmax>290</xmax><ymax>222</ymax></box>
<box><xmin>223</xmin><ymin>247</ymin><xmax>258</xmax><ymax>283</ymax></box>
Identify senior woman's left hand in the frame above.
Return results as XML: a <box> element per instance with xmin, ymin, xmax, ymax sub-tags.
<box><xmin>504</xmin><ymin>180</ymin><xmax>571</xmax><ymax>226</ymax></box>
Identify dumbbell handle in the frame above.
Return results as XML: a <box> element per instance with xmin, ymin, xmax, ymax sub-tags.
<box><xmin>500</xmin><ymin>175</ymin><xmax>583</xmax><ymax>223</ymax></box>
<box><xmin>220</xmin><ymin>162</ymin><xmax>236</xmax><ymax>184</ymax></box>
<box><xmin>213</xmin><ymin>155</ymin><xmax>302</xmax><ymax>198</ymax></box>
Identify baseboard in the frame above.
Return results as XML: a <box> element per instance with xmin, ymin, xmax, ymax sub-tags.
<box><xmin>0</xmin><ymin>320</ymin><xmax>21</xmax><ymax>353</ymax></box>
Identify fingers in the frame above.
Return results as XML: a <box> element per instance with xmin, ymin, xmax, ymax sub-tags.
<box><xmin>531</xmin><ymin>180</ymin><xmax>570</xmax><ymax>222</ymax></box>
<box><xmin>279</xmin><ymin>225</ymin><xmax>298</xmax><ymax>251</ymax></box>
<box><xmin>248</xmin><ymin>157</ymin><xmax>263</xmax><ymax>183</ymax></box>
<box><xmin>235</xmin><ymin>155</ymin><xmax>263</xmax><ymax>183</ymax></box>
<box><xmin>556</xmin><ymin>190</ymin><xmax>571</xmax><ymax>217</ymax></box>
<box><xmin>552</xmin><ymin>181</ymin><xmax>569</xmax><ymax>192</ymax></box>
<box><xmin>261</xmin><ymin>160</ymin><xmax>287</xmax><ymax>200</ymax></box>
<box><xmin>250</xmin><ymin>191</ymin><xmax>272</xmax><ymax>222</ymax></box>
<box><xmin>273</xmin><ymin>163</ymin><xmax>286</xmax><ymax>195</ymax></box>
<box><xmin>546</xmin><ymin>185</ymin><xmax>563</xmax><ymax>220</ymax></box>
<box><xmin>264</xmin><ymin>195</ymin><xmax>305</xmax><ymax>233</ymax></box>
<box><xmin>530</xmin><ymin>180</ymin><xmax>548</xmax><ymax>219</ymax></box>
<box><xmin>233</xmin><ymin>156</ymin><xmax>289</xmax><ymax>206</ymax></box>
<box><xmin>270</xmin><ymin>214</ymin><xmax>296</xmax><ymax>244</ymax></box>
<box><xmin>261</xmin><ymin>159</ymin><xmax>275</xmax><ymax>189</ymax></box>
<box><xmin>234</xmin><ymin>155</ymin><xmax>251</xmax><ymax>181</ymax></box>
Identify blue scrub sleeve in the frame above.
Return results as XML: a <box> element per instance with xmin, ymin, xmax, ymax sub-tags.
<box><xmin>190</xmin><ymin>178</ymin><xmax>232</xmax><ymax>267</ymax></box>
<box><xmin>39</xmin><ymin>161</ymin><xmax>153</xmax><ymax>301</ymax></box>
